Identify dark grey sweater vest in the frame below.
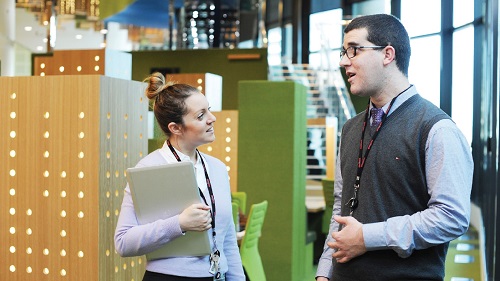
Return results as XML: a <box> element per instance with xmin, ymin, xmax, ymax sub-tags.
<box><xmin>333</xmin><ymin>94</ymin><xmax>451</xmax><ymax>281</ymax></box>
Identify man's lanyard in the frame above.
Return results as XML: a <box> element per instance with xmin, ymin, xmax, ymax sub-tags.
<box><xmin>347</xmin><ymin>87</ymin><xmax>409</xmax><ymax>215</ymax></box>
<box><xmin>166</xmin><ymin>140</ymin><xmax>217</xmax><ymax>239</ymax></box>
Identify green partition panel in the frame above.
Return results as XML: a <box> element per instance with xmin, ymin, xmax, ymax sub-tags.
<box><xmin>131</xmin><ymin>48</ymin><xmax>268</xmax><ymax>110</ymax></box>
<box><xmin>339</xmin><ymin>67</ymin><xmax>368</xmax><ymax>113</ymax></box>
<box><xmin>238</xmin><ymin>81</ymin><xmax>307</xmax><ymax>281</ymax></box>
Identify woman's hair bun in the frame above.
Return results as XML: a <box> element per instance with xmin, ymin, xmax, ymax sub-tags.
<box><xmin>144</xmin><ymin>72</ymin><xmax>166</xmax><ymax>100</ymax></box>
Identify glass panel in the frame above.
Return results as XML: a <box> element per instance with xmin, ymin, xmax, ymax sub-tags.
<box><xmin>308</xmin><ymin>51</ymin><xmax>341</xmax><ymax>69</ymax></box>
<box><xmin>309</xmin><ymin>53</ymin><xmax>322</xmax><ymax>66</ymax></box>
<box><xmin>385</xmin><ymin>0</ymin><xmax>391</xmax><ymax>13</ymax></box>
<box><xmin>401</xmin><ymin>0</ymin><xmax>441</xmax><ymax>36</ymax></box>
<box><xmin>452</xmin><ymin>26</ymin><xmax>474</xmax><ymax>145</ymax></box>
<box><xmin>284</xmin><ymin>24</ymin><xmax>293</xmax><ymax>64</ymax></box>
<box><xmin>309</xmin><ymin>9</ymin><xmax>342</xmax><ymax>53</ymax></box>
<box><xmin>352</xmin><ymin>0</ymin><xmax>389</xmax><ymax>16</ymax></box>
<box><xmin>308</xmin><ymin>8</ymin><xmax>342</xmax><ymax>69</ymax></box>
<box><xmin>267</xmin><ymin>27</ymin><xmax>282</xmax><ymax>66</ymax></box>
<box><xmin>453</xmin><ymin>0</ymin><xmax>474</xmax><ymax>27</ymax></box>
<box><xmin>408</xmin><ymin>35</ymin><xmax>441</xmax><ymax>107</ymax></box>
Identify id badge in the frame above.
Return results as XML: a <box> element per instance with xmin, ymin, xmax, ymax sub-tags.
<box><xmin>209</xmin><ymin>250</ymin><xmax>220</xmax><ymax>275</ymax></box>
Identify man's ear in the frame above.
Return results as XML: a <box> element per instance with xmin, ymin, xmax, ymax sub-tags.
<box><xmin>167</xmin><ymin>122</ymin><xmax>183</xmax><ymax>136</ymax></box>
<box><xmin>382</xmin><ymin>45</ymin><xmax>396</xmax><ymax>66</ymax></box>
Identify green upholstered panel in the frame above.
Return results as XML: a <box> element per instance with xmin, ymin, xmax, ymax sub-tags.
<box><xmin>130</xmin><ymin>48</ymin><xmax>268</xmax><ymax>110</ymax></box>
<box><xmin>238</xmin><ymin>81</ymin><xmax>307</xmax><ymax>281</ymax></box>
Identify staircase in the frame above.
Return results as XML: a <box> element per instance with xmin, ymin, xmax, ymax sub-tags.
<box><xmin>269</xmin><ymin>64</ymin><xmax>355</xmax><ymax>180</ymax></box>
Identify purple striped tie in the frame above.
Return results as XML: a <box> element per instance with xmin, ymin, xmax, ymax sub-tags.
<box><xmin>370</xmin><ymin>108</ymin><xmax>384</xmax><ymax>129</ymax></box>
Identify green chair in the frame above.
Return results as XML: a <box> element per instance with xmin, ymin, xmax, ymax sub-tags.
<box><xmin>232</xmin><ymin>202</ymin><xmax>240</xmax><ymax>231</ymax></box>
<box><xmin>231</xmin><ymin>191</ymin><xmax>247</xmax><ymax>215</ymax></box>
<box><xmin>321</xmin><ymin>178</ymin><xmax>335</xmax><ymax>234</ymax></box>
<box><xmin>240</xmin><ymin>200</ymin><xmax>268</xmax><ymax>281</ymax></box>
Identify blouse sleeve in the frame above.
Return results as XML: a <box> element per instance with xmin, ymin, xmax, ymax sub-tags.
<box><xmin>114</xmin><ymin>184</ymin><xmax>185</xmax><ymax>257</ymax></box>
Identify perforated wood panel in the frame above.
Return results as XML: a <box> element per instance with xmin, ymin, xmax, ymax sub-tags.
<box><xmin>33</xmin><ymin>50</ymin><xmax>106</xmax><ymax>76</ymax></box>
<box><xmin>198</xmin><ymin>110</ymin><xmax>239</xmax><ymax>192</ymax></box>
<box><xmin>166</xmin><ymin>73</ymin><xmax>222</xmax><ymax>112</ymax></box>
<box><xmin>1</xmin><ymin>75</ymin><xmax>148</xmax><ymax>280</ymax></box>
<box><xmin>166</xmin><ymin>73</ymin><xmax>205</xmax><ymax>91</ymax></box>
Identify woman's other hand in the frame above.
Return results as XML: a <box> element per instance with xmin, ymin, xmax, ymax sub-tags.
<box><xmin>179</xmin><ymin>203</ymin><xmax>212</xmax><ymax>232</ymax></box>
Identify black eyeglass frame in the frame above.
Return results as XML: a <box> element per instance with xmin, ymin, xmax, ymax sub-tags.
<box><xmin>340</xmin><ymin>45</ymin><xmax>386</xmax><ymax>59</ymax></box>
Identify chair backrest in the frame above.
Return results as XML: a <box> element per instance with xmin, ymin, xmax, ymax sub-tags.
<box><xmin>231</xmin><ymin>191</ymin><xmax>247</xmax><ymax>215</ymax></box>
<box><xmin>321</xmin><ymin>178</ymin><xmax>335</xmax><ymax>234</ymax></box>
<box><xmin>240</xmin><ymin>200</ymin><xmax>268</xmax><ymax>281</ymax></box>
<box><xmin>232</xmin><ymin>202</ymin><xmax>239</xmax><ymax>231</ymax></box>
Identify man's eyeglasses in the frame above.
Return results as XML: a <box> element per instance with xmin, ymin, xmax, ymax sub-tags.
<box><xmin>340</xmin><ymin>46</ymin><xmax>386</xmax><ymax>59</ymax></box>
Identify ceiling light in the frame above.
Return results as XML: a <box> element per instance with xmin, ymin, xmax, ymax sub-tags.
<box><xmin>24</xmin><ymin>26</ymin><xmax>33</xmax><ymax>31</ymax></box>
<box><xmin>36</xmin><ymin>46</ymin><xmax>43</xmax><ymax>51</ymax></box>
<box><xmin>75</xmin><ymin>34</ymin><xmax>83</xmax><ymax>39</ymax></box>
<box><xmin>100</xmin><ymin>29</ymin><xmax>108</xmax><ymax>34</ymax></box>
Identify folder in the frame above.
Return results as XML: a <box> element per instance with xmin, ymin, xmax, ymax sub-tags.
<box><xmin>126</xmin><ymin>162</ymin><xmax>211</xmax><ymax>260</ymax></box>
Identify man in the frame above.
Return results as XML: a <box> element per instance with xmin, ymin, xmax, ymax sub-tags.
<box><xmin>316</xmin><ymin>14</ymin><xmax>473</xmax><ymax>280</ymax></box>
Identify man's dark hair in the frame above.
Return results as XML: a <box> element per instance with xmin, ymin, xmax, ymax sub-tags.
<box><xmin>344</xmin><ymin>14</ymin><xmax>411</xmax><ymax>77</ymax></box>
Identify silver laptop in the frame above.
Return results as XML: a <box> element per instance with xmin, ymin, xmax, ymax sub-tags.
<box><xmin>126</xmin><ymin>162</ymin><xmax>211</xmax><ymax>260</ymax></box>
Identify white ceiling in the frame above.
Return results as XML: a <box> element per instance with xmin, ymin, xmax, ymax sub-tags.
<box><xmin>15</xmin><ymin>7</ymin><xmax>104</xmax><ymax>53</ymax></box>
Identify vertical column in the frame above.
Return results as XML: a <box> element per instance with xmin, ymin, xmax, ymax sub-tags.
<box><xmin>238</xmin><ymin>81</ymin><xmax>307</xmax><ymax>281</ymax></box>
<box><xmin>0</xmin><ymin>0</ymin><xmax>15</xmax><ymax>76</ymax></box>
<box><xmin>440</xmin><ymin>0</ymin><xmax>453</xmax><ymax>116</ymax></box>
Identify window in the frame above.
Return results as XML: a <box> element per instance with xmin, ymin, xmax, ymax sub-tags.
<box><xmin>267</xmin><ymin>27</ymin><xmax>282</xmax><ymax>66</ymax></box>
<box><xmin>401</xmin><ymin>0</ymin><xmax>442</xmax><ymax>106</ymax></box>
<box><xmin>402</xmin><ymin>0</ymin><xmax>474</xmax><ymax>145</ymax></box>
<box><xmin>454</xmin><ymin>0</ymin><xmax>474</xmax><ymax>27</ymax></box>
<box><xmin>308</xmin><ymin>9</ymin><xmax>343</xmax><ymax>69</ymax></box>
<box><xmin>408</xmin><ymin>36</ymin><xmax>441</xmax><ymax>106</ymax></box>
<box><xmin>401</xmin><ymin>0</ymin><xmax>441</xmax><ymax>37</ymax></box>
<box><xmin>452</xmin><ymin>26</ymin><xmax>474</xmax><ymax>145</ymax></box>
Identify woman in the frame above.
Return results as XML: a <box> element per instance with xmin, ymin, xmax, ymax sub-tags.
<box><xmin>115</xmin><ymin>72</ymin><xmax>245</xmax><ymax>281</ymax></box>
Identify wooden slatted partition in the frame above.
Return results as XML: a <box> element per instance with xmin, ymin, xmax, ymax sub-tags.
<box><xmin>1</xmin><ymin>75</ymin><xmax>147</xmax><ymax>280</ymax></box>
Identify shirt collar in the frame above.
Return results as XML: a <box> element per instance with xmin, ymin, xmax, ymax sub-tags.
<box><xmin>370</xmin><ymin>85</ymin><xmax>417</xmax><ymax>116</ymax></box>
<box><xmin>160</xmin><ymin>140</ymin><xmax>202</xmax><ymax>166</ymax></box>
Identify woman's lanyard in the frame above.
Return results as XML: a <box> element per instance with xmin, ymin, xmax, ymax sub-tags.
<box><xmin>166</xmin><ymin>140</ymin><xmax>218</xmax><ymax>249</ymax></box>
<box><xmin>346</xmin><ymin>89</ymin><xmax>407</xmax><ymax>216</ymax></box>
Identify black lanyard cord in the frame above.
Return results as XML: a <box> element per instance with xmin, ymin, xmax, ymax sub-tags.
<box><xmin>347</xmin><ymin>86</ymin><xmax>411</xmax><ymax>215</ymax></box>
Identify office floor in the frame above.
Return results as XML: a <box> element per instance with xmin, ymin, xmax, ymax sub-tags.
<box><xmin>445</xmin><ymin>226</ymin><xmax>482</xmax><ymax>281</ymax></box>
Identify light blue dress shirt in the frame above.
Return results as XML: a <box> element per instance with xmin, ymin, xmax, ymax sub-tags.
<box><xmin>316</xmin><ymin>85</ymin><xmax>474</xmax><ymax>279</ymax></box>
